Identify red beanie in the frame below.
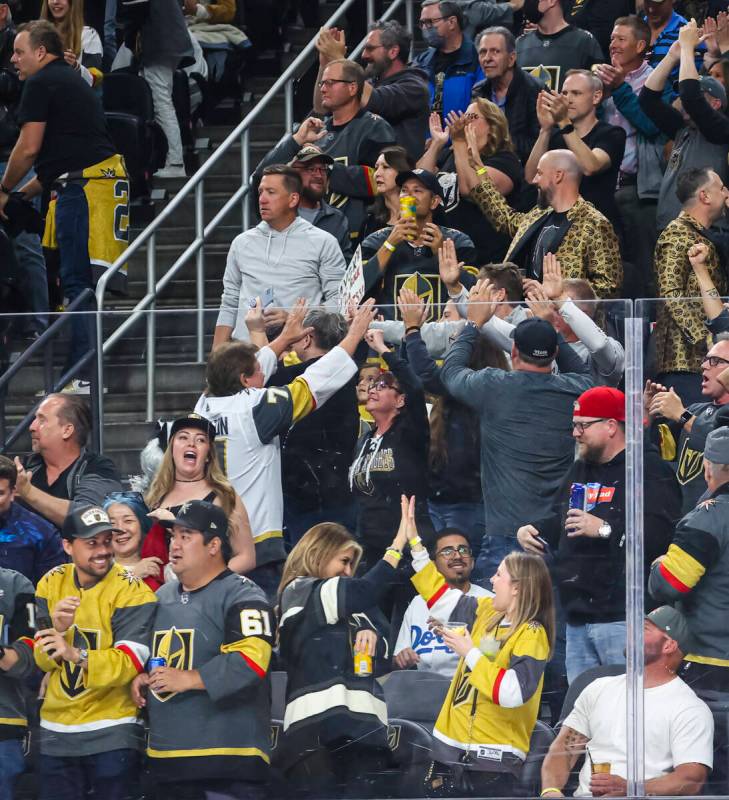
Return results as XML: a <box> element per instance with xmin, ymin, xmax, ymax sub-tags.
<box><xmin>573</xmin><ymin>387</ymin><xmax>625</xmax><ymax>422</ymax></box>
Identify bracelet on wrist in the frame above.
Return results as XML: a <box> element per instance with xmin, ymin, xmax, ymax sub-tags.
<box><xmin>383</xmin><ymin>240</ymin><xmax>396</xmax><ymax>253</ymax></box>
<box><xmin>405</xmin><ymin>326</ymin><xmax>420</xmax><ymax>336</ymax></box>
<box><xmin>408</xmin><ymin>536</ymin><xmax>422</xmax><ymax>548</ymax></box>
<box><xmin>476</xmin><ymin>166</ymin><xmax>488</xmax><ymax>176</ymax></box>
<box><xmin>540</xmin><ymin>789</ymin><xmax>563</xmax><ymax>797</ymax></box>
<box><xmin>385</xmin><ymin>548</ymin><xmax>402</xmax><ymax>562</ymax></box>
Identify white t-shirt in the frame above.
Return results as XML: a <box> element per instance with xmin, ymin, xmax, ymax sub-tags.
<box><xmin>394</xmin><ymin>583</ymin><xmax>492</xmax><ymax>678</ymax></box>
<box><xmin>565</xmin><ymin>674</ymin><xmax>714</xmax><ymax>797</ymax></box>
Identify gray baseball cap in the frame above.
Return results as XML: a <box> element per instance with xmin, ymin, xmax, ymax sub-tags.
<box><xmin>705</xmin><ymin>426</ymin><xmax>729</xmax><ymax>465</ymax></box>
<box><xmin>646</xmin><ymin>606</ymin><xmax>695</xmax><ymax>655</ymax></box>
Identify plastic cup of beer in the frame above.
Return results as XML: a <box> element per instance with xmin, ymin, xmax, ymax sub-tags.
<box><xmin>443</xmin><ymin>621</ymin><xmax>467</xmax><ymax>636</ymax></box>
<box><xmin>591</xmin><ymin>762</ymin><xmax>611</xmax><ymax>775</ymax></box>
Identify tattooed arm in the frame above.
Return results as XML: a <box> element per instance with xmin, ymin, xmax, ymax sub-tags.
<box><xmin>540</xmin><ymin>725</ymin><xmax>590</xmax><ymax>796</ymax></box>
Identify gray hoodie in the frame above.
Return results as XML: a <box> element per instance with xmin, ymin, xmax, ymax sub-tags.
<box><xmin>217</xmin><ymin>216</ymin><xmax>346</xmax><ymax>340</ymax></box>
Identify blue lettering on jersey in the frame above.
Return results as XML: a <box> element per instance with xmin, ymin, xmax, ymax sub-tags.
<box><xmin>411</xmin><ymin>624</ymin><xmax>453</xmax><ymax>655</ymax></box>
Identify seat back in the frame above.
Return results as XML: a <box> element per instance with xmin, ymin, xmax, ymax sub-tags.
<box><xmin>515</xmin><ymin>720</ymin><xmax>556</xmax><ymax>797</ymax></box>
<box><xmin>558</xmin><ymin>664</ymin><xmax>625</xmax><ymax>726</ymax></box>
<box><xmin>102</xmin><ymin>72</ymin><xmax>155</xmax><ymax>121</ymax></box>
<box><xmin>270</xmin><ymin>670</ymin><xmax>287</xmax><ymax>721</ymax></box>
<box><xmin>386</xmin><ymin>718</ymin><xmax>433</xmax><ymax>798</ymax></box>
<box><xmin>381</xmin><ymin>670</ymin><xmax>451</xmax><ymax>729</ymax></box>
<box><xmin>103</xmin><ymin>112</ymin><xmax>153</xmax><ymax>200</ymax></box>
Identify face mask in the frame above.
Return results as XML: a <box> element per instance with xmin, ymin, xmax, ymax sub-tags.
<box><xmin>523</xmin><ymin>0</ymin><xmax>544</xmax><ymax>23</ymax></box>
<box><xmin>422</xmin><ymin>27</ymin><xmax>446</xmax><ymax>49</ymax></box>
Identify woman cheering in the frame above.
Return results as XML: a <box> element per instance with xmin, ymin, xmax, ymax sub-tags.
<box><xmin>393</xmin><ymin>496</ymin><xmax>555</xmax><ymax>797</ymax></box>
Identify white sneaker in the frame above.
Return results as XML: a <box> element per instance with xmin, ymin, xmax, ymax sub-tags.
<box><xmin>60</xmin><ymin>380</ymin><xmax>108</xmax><ymax>395</ymax></box>
<box><xmin>154</xmin><ymin>164</ymin><xmax>187</xmax><ymax>179</ymax></box>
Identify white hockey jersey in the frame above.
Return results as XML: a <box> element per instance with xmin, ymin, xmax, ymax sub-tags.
<box><xmin>196</xmin><ymin>345</ymin><xmax>358</xmax><ymax>565</ymax></box>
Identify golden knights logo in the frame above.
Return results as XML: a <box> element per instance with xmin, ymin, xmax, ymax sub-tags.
<box><xmin>395</xmin><ymin>272</ymin><xmax>437</xmax><ymax>322</ymax></box>
<box><xmin>452</xmin><ymin>666</ymin><xmax>478</xmax><ymax>709</ymax></box>
<box><xmin>677</xmin><ymin>439</ymin><xmax>704</xmax><ymax>486</ymax></box>
<box><xmin>60</xmin><ymin>627</ymin><xmax>99</xmax><ymax>699</ymax></box>
<box><xmin>151</xmin><ymin>627</ymin><xmax>194</xmax><ymax>702</ymax></box>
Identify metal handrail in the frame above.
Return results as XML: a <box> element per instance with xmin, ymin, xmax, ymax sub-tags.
<box><xmin>93</xmin><ymin>0</ymin><xmax>413</xmax><ymax>450</ymax></box>
<box><xmin>0</xmin><ymin>288</ymin><xmax>101</xmax><ymax>451</ymax></box>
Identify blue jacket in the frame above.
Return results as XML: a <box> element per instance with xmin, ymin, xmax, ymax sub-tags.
<box><xmin>0</xmin><ymin>502</ymin><xmax>66</xmax><ymax>585</ymax></box>
<box><xmin>414</xmin><ymin>37</ymin><xmax>483</xmax><ymax>120</ymax></box>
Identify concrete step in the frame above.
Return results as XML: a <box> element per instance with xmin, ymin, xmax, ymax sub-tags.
<box><xmin>123</xmin><ymin>243</ymin><xmax>229</xmax><ymax>282</ymax></box>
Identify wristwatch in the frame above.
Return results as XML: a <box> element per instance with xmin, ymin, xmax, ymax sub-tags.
<box><xmin>558</xmin><ymin>123</ymin><xmax>575</xmax><ymax>136</ymax></box>
<box><xmin>679</xmin><ymin>409</ymin><xmax>693</xmax><ymax>426</ymax></box>
<box><xmin>598</xmin><ymin>522</ymin><xmax>612</xmax><ymax>539</ymax></box>
<box><xmin>76</xmin><ymin>648</ymin><xmax>89</xmax><ymax>665</ymax></box>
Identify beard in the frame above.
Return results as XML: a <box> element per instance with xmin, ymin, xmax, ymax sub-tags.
<box><xmin>302</xmin><ymin>186</ymin><xmax>325</xmax><ymax>203</ymax></box>
<box><xmin>364</xmin><ymin>55</ymin><xmax>392</xmax><ymax>80</ymax></box>
<box><xmin>537</xmin><ymin>187</ymin><xmax>551</xmax><ymax>209</ymax></box>
<box><xmin>578</xmin><ymin>441</ymin><xmax>606</xmax><ymax>464</ymax></box>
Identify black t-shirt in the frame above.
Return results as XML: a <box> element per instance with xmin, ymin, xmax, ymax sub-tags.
<box><xmin>549</xmin><ymin>121</ymin><xmax>625</xmax><ymax>229</ymax></box>
<box><xmin>433</xmin><ymin>49</ymin><xmax>462</xmax><ymax>76</ymax></box>
<box><xmin>566</xmin><ymin>0</ymin><xmax>634</xmax><ymax>56</ymax></box>
<box><xmin>16</xmin><ymin>58</ymin><xmax>114</xmax><ymax>186</ymax></box>
<box><xmin>437</xmin><ymin>147</ymin><xmax>525</xmax><ymax>265</ymax></box>
<box><xmin>528</xmin><ymin>210</ymin><xmax>568</xmax><ymax>278</ymax></box>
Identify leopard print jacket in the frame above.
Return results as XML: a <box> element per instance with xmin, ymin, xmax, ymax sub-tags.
<box><xmin>471</xmin><ymin>176</ymin><xmax>623</xmax><ymax>298</ymax></box>
<box><xmin>653</xmin><ymin>212</ymin><xmax>727</xmax><ymax>375</ymax></box>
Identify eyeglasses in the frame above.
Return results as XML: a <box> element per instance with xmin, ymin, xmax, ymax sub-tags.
<box><xmin>572</xmin><ymin>419</ymin><xmax>607</xmax><ymax>434</ymax></box>
<box><xmin>437</xmin><ymin>545</ymin><xmax>472</xmax><ymax>558</ymax></box>
<box><xmin>419</xmin><ymin>16</ymin><xmax>447</xmax><ymax>28</ymax></box>
<box><xmin>317</xmin><ymin>78</ymin><xmax>355</xmax><ymax>89</ymax></box>
<box><xmin>371</xmin><ymin>378</ymin><xmax>401</xmax><ymax>392</ymax></box>
<box><xmin>702</xmin><ymin>356</ymin><xmax>729</xmax><ymax>368</ymax></box>
<box><xmin>362</xmin><ymin>43</ymin><xmax>386</xmax><ymax>52</ymax></box>
<box><xmin>294</xmin><ymin>164</ymin><xmax>329</xmax><ymax>174</ymax></box>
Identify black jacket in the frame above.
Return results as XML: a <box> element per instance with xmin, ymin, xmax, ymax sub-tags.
<box><xmin>365</xmin><ymin>65</ymin><xmax>431</xmax><ymax>161</ymax></box>
<box><xmin>268</xmin><ymin>356</ymin><xmax>359</xmax><ymax>514</ymax></box>
<box><xmin>473</xmin><ymin>67</ymin><xmax>542</xmax><ymax>164</ymax></box>
<box><xmin>402</xmin><ymin>331</ymin><xmax>481</xmax><ymax>504</ymax></box>
<box><xmin>532</xmin><ymin>446</ymin><xmax>681</xmax><ymax>625</ymax></box>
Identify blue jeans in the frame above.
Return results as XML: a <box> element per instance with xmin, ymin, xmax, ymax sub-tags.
<box><xmin>0</xmin><ymin>738</ymin><xmax>25</xmax><ymax>799</ymax></box>
<box><xmin>472</xmin><ymin>534</ymin><xmax>520</xmax><ymax>589</ymax></box>
<box><xmin>39</xmin><ymin>748</ymin><xmax>141</xmax><ymax>800</ymax></box>
<box><xmin>427</xmin><ymin>500</ymin><xmax>486</xmax><ymax>562</ymax></box>
<box><xmin>55</xmin><ymin>182</ymin><xmax>94</xmax><ymax>378</ymax></box>
<box><xmin>0</xmin><ymin>161</ymin><xmax>48</xmax><ymax>333</ymax></box>
<box><xmin>566</xmin><ymin>620</ymin><xmax>627</xmax><ymax>684</ymax></box>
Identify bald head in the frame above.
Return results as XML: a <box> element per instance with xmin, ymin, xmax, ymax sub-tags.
<box><xmin>543</xmin><ymin>150</ymin><xmax>582</xmax><ymax>182</ymax></box>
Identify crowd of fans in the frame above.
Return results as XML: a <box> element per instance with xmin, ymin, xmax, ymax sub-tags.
<box><xmin>3</xmin><ymin>0</ymin><xmax>729</xmax><ymax>798</ymax></box>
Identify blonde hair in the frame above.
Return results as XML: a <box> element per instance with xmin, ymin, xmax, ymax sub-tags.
<box><xmin>279</xmin><ymin>523</ymin><xmax>363</xmax><ymax>596</ymax></box>
<box><xmin>40</xmin><ymin>0</ymin><xmax>84</xmax><ymax>54</ymax></box>
<box><xmin>474</xmin><ymin>97</ymin><xmax>514</xmax><ymax>157</ymax></box>
<box><xmin>144</xmin><ymin>430</ymin><xmax>237</xmax><ymax>519</ymax></box>
<box><xmin>483</xmin><ymin>551</ymin><xmax>555</xmax><ymax>656</ymax></box>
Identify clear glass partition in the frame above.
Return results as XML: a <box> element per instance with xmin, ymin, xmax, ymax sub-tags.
<box><xmin>0</xmin><ymin>296</ymin><xmax>723</xmax><ymax>798</ymax></box>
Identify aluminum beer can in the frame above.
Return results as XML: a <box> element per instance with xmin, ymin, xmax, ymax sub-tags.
<box><xmin>148</xmin><ymin>657</ymin><xmax>166</xmax><ymax>671</ymax></box>
<box><xmin>569</xmin><ymin>483</ymin><xmax>586</xmax><ymax>511</ymax></box>
<box><xmin>399</xmin><ymin>194</ymin><xmax>417</xmax><ymax>239</ymax></box>
<box><xmin>353</xmin><ymin>652</ymin><xmax>373</xmax><ymax>676</ymax></box>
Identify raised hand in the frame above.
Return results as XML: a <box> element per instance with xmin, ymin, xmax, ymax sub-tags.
<box><xmin>542</xmin><ymin>252</ymin><xmax>564</xmax><ymax>300</ymax></box>
<box><xmin>536</xmin><ymin>90</ymin><xmax>555</xmax><ymax>131</ymax></box>
<box><xmin>278</xmin><ymin>298</ymin><xmax>313</xmax><ymax>345</ymax></box>
<box><xmin>428</xmin><ymin>112</ymin><xmax>450</xmax><ymax>149</ymax></box>
<box><xmin>438</xmin><ymin>238</ymin><xmax>464</xmax><ymax>291</ymax></box>
<box><xmin>465</xmin><ymin>123</ymin><xmax>485</xmax><ymax>172</ymax></box>
<box><xmin>466</xmin><ymin>278</ymin><xmax>497</xmax><ymax>327</ymax></box>
<box><xmin>446</xmin><ymin>110</ymin><xmax>468</xmax><ymax>142</ymax></box>
<box><xmin>398</xmin><ymin>287</ymin><xmax>428</xmax><ymax>330</ymax></box>
<box><xmin>293</xmin><ymin>117</ymin><xmax>327</xmax><ymax>147</ymax></box>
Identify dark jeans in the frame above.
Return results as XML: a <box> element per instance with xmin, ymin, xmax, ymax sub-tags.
<box><xmin>615</xmin><ymin>186</ymin><xmax>658</xmax><ymax>299</ymax></box>
<box><xmin>283</xmin><ymin>499</ymin><xmax>357</xmax><ymax>548</ymax></box>
<box><xmin>55</xmin><ymin>182</ymin><xmax>94</xmax><ymax>379</ymax></box>
<box><xmin>246</xmin><ymin>561</ymin><xmax>283</xmax><ymax>603</ymax></box>
<box><xmin>39</xmin><ymin>748</ymin><xmax>140</xmax><ymax>800</ymax></box>
<box><xmin>0</xmin><ymin>738</ymin><xmax>25</xmax><ymax>798</ymax></box>
<box><xmin>428</xmin><ymin>500</ymin><xmax>486</xmax><ymax>562</ymax></box>
<box><xmin>472</xmin><ymin>534</ymin><xmax>519</xmax><ymax>588</ymax></box>
<box><xmin>424</xmin><ymin>761</ymin><xmax>516</xmax><ymax>798</ymax></box>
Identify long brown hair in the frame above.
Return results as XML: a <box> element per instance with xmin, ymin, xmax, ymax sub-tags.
<box><xmin>429</xmin><ymin>334</ymin><xmax>509</xmax><ymax>471</ymax></box>
<box><xmin>484</xmin><ymin>551</ymin><xmax>556</xmax><ymax>656</ymax></box>
<box><xmin>278</xmin><ymin>523</ymin><xmax>363</xmax><ymax>597</ymax></box>
<box><xmin>40</xmin><ymin>0</ymin><xmax>84</xmax><ymax>54</ymax></box>
<box><xmin>371</xmin><ymin>145</ymin><xmax>415</xmax><ymax>225</ymax></box>
<box><xmin>474</xmin><ymin>96</ymin><xmax>514</xmax><ymax>156</ymax></box>
<box><xmin>145</xmin><ymin>430</ymin><xmax>237</xmax><ymax>519</ymax></box>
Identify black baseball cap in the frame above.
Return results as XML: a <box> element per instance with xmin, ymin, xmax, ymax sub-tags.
<box><xmin>169</xmin><ymin>413</ymin><xmax>216</xmax><ymax>443</ymax></box>
<box><xmin>513</xmin><ymin>318</ymin><xmax>558</xmax><ymax>360</ymax></box>
<box><xmin>62</xmin><ymin>505</ymin><xmax>121</xmax><ymax>541</ymax></box>
<box><xmin>396</xmin><ymin>168</ymin><xmax>445</xmax><ymax>200</ymax></box>
<box><xmin>158</xmin><ymin>500</ymin><xmax>229</xmax><ymax>541</ymax></box>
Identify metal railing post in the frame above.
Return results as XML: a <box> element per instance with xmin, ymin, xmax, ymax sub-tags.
<box><xmin>284</xmin><ymin>80</ymin><xmax>294</xmax><ymax>134</ymax></box>
<box><xmin>406</xmin><ymin>0</ymin><xmax>414</xmax><ymax>58</ymax></box>
<box><xmin>366</xmin><ymin>0</ymin><xmax>374</xmax><ymax>26</ymax></box>
<box><xmin>195</xmin><ymin>180</ymin><xmax>205</xmax><ymax>363</ymax></box>
<box><xmin>146</xmin><ymin>232</ymin><xmax>156</xmax><ymax>422</ymax></box>
<box><xmin>95</xmin><ymin>304</ymin><xmax>105</xmax><ymax>452</ymax></box>
<box><xmin>242</xmin><ymin>128</ymin><xmax>250</xmax><ymax>230</ymax></box>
